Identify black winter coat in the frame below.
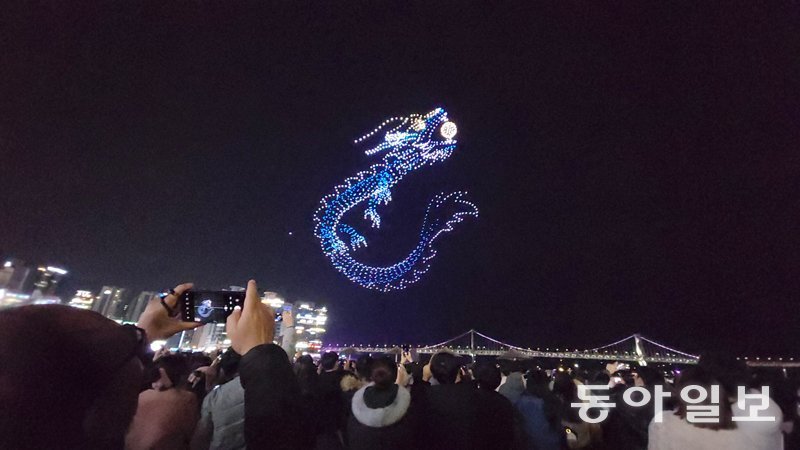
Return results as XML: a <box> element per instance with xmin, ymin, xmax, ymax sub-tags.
<box><xmin>418</xmin><ymin>382</ymin><xmax>515</xmax><ymax>450</ymax></box>
<box><xmin>239</xmin><ymin>344</ymin><xmax>305</xmax><ymax>450</ymax></box>
<box><xmin>346</xmin><ymin>385</ymin><xmax>414</xmax><ymax>450</ymax></box>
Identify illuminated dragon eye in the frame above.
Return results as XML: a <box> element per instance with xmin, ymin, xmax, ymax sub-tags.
<box><xmin>412</xmin><ymin>119</ymin><xmax>426</xmax><ymax>131</ymax></box>
<box><xmin>440</xmin><ymin>121</ymin><xmax>457</xmax><ymax>139</ymax></box>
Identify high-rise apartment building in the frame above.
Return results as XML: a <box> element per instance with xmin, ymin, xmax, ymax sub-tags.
<box><xmin>68</xmin><ymin>290</ymin><xmax>95</xmax><ymax>310</ymax></box>
<box><xmin>125</xmin><ymin>291</ymin><xmax>157</xmax><ymax>322</ymax></box>
<box><xmin>93</xmin><ymin>286</ymin><xmax>127</xmax><ymax>319</ymax></box>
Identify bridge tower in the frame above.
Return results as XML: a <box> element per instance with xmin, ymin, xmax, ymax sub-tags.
<box><xmin>634</xmin><ymin>333</ymin><xmax>647</xmax><ymax>366</ymax></box>
<box><xmin>470</xmin><ymin>329</ymin><xmax>476</xmax><ymax>359</ymax></box>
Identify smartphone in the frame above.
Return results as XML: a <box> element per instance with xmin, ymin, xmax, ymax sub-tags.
<box><xmin>179</xmin><ymin>290</ymin><xmax>245</xmax><ymax>324</ymax></box>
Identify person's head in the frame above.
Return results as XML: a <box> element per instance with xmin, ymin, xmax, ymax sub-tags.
<box><xmin>188</xmin><ymin>353</ymin><xmax>212</xmax><ymax>372</ymax></box>
<box><xmin>370</xmin><ymin>356</ymin><xmax>398</xmax><ymax>390</ymax></box>
<box><xmin>152</xmin><ymin>354</ymin><xmax>190</xmax><ymax>390</ymax></box>
<box><xmin>430</xmin><ymin>352</ymin><xmax>461</xmax><ymax>384</ymax></box>
<box><xmin>675</xmin><ymin>366</ymin><xmax>734</xmax><ymax>430</ymax></box>
<box><xmin>498</xmin><ymin>359</ymin><xmax>523</xmax><ymax>375</ymax></box>
<box><xmin>474</xmin><ymin>361</ymin><xmax>502</xmax><ymax>391</ymax></box>
<box><xmin>634</xmin><ymin>366</ymin><xmax>664</xmax><ymax>388</ymax></box>
<box><xmin>591</xmin><ymin>370</ymin><xmax>611</xmax><ymax>387</ymax></box>
<box><xmin>356</xmin><ymin>354</ymin><xmax>374</xmax><ymax>381</ymax></box>
<box><xmin>526</xmin><ymin>369</ymin><xmax>549</xmax><ymax>388</ymax></box>
<box><xmin>0</xmin><ymin>305</ymin><xmax>146</xmax><ymax>449</ymax></box>
<box><xmin>360</xmin><ymin>357</ymin><xmax>402</xmax><ymax>412</ymax></box>
<box><xmin>405</xmin><ymin>361</ymin><xmax>423</xmax><ymax>382</ymax></box>
<box><xmin>498</xmin><ymin>372</ymin><xmax>526</xmax><ymax>403</ymax></box>
<box><xmin>523</xmin><ymin>369</ymin><xmax>561</xmax><ymax>426</ymax></box>
<box><xmin>218</xmin><ymin>349</ymin><xmax>241</xmax><ymax>381</ymax></box>
<box><xmin>698</xmin><ymin>351</ymin><xmax>748</xmax><ymax>393</ymax></box>
<box><xmin>320</xmin><ymin>351</ymin><xmax>339</xmax><ymax>371</ymax></box>
<box><xmin>294</xmin><ymin>355</ymin><xmax>318</xmax><ymax>394</ymax></box>
<box><xmin>340</xmin><ymin>373</ymin><xmax>362</xmax><ymax>392</ymax></box>
<box><xmin>552</xmin><ymin>371</ymin><xmax>577</xmax><ymax>402</ymax></box>
<box><xmin>611</xmin><ymin>370</ymin><xmax>635</xmax><ymax>386</ymax></box>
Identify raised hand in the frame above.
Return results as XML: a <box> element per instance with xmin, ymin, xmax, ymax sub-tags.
<box><xmin>137</xmin><ymin>282</ymin><xmax>201</xmax><ymax>342</ymax></box>
<box><xmin>226</xmin><ymin>280</ymin><xmax>275</xmax><ymax>355</ymax></box>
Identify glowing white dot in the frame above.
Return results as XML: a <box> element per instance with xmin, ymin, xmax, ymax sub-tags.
<box><xmin>440</xmin><ymin>121</ymin><xmax>457</xmax><ymax>139</ymax></box>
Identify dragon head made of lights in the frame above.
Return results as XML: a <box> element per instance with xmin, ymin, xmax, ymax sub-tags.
<box><xmin>313</xmin><ymin>108</ymin><xmax>478</xmax><ymax>291</ymax></box>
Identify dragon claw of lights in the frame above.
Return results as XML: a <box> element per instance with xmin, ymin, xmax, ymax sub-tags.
<box><xmin>313</xmin><ymin>108</ymin><xmax>478</xmax><ymax>292</ymax></box>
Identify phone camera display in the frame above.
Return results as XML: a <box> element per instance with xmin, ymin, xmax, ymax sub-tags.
<box><xmin>196</xmin><ymin>298</ymin><xmax>216</xmax><ymax>319</ymax></box>
<box><xmin>180</xmin><ymin>291</ymin><xmax>245</xmax><ymax>324</ymax></box>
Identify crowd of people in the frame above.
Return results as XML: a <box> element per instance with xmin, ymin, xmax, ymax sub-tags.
<box><xmin>0</xmin><ymin>280</ymin><xmax>798</xmax><ymax>449</ymax></box>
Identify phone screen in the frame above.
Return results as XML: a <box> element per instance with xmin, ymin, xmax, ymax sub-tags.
<box><xmin>179</xmin><ymin>290</ymin><xmax>245</xmax><ymax>324</ymax></box>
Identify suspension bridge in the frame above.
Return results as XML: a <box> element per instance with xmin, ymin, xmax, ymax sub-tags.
<box><xmin>324</xmin><ymin>329</ymin><xmax>700</xmax><ymax>365</ymax></box>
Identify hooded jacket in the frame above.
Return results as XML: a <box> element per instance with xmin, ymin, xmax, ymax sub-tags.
<box><xmin>191</xmin><ymin>377</ymin><xmax>245</xmax><ymax>450</ymax></box>
<box><xmin>347</xmin><ymin>384</ymin><xmax>413</xmax><ymax>450</ymax></box>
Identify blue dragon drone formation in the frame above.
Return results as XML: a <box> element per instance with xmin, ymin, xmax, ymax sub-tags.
<box><xmin>313</xmin><ymin>108</ymin><xmax>478</xmax><ymax>292</ymax></box>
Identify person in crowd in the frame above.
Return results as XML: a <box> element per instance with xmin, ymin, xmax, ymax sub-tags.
<box><xmin>508</xmin><ymin>369</ymin><xmax>565</xmax><ymax>450</ymax></box>
<box><xmin>603</xmin><ymin>366</ymin><xmax>671</xmax><ymax>450</ymax></box>
<box><xmin>295</xmin><ymin>354</ymin><xmax>320</xmax><ymax>396</ymax></box>
<box><xmin>190</xmin><ymin>350</ymin><xmax>245</xmax><ymax>450</ymax></box>
<box><xmin>222</xmin><ymin>280</ymin><xmax>305</xmax><ymax>449</ymax></box>
<box><xmin>472</xmin><ymin>361</ymin><xmax>517</xmax><ymax>449</ymax></box>
<box><xmin>749</xmin><ymin>367</ymin><xmax>798</xmax><ymax>444</ymax></box>
<box><xmin>497</xmin><ymin>360</ymin><xmax>525</xmax><ymax>391</ymax></box>
<box><xmin>347</xmin><ymin>356</ymin><xmax>415</xmax><ymax>449</ymax></box>
<box><xmin>587</xmin><ymin>370</ymin><xmax>611</xmax><ymax>401</ymax></box>
<box><xmin>648</xmin><ymin>362</ymin><xmax>784</xmax><ymax>450</ymax></box>
<box><xmin>0</xmin><ymin>283</ymin><xmax>202</xmax><ymax>449</ymax></box>
<box><xmin>648</xmin><ymin>366</ymin><xmax>740</xmax><ymax>449</ymax></box>
<box><xmin>784</xmin><ymin>378</ymin><xmax>800</xmax><ymax>449</ymax></box>
<box><xmin>315</xmin><ymin>351</ymin><xmax>348</xmax><ymax>448</ymax></box>
<box><xmin>400</xmin><ymin>351</ymin><xmax>424</xmax><ymax>388</ymax></box>
<box><xmin>417</xmin><ymin>352</ymin><xmax>507</xmax><ymax>449</ymax></box>
<box><xmin>292</xmin><ymin>354</ymin><xmax>323</xmax><ymax>449</ymax></box>
<box><xmin>499</xmin><ymin>370</ymin><xmax>527</xmax><ymax>403</ymax></box>
<box><xmin>553</xmin><ymin>371</ymin><xmax>601</xmax><ymax>448</ymax></box>
<box><xmin>341</xmin><ymin>355</ymin><xmax>372</xmax><ymax>394</ymax></box>
<box><xmin>126</xmin><ymin>354</ymin><xmax>199</xmax><ymax>450</ymax></box>
<box><xmin>188</xmin><ymin>357</ymin><xmax>219</xmax><ymax>397</ymax></box>
<box><xmin>186</xmin><ymin>353</ymin><xmax>215</xmax><ymax>403</ymax></box>
<box><xmin>191</xmin><ymin>309</ymin><xmax>296</xmax><ymax>450</ymax></box>
<box><xmin>702</xmin><ymin>353</ymin><xmax>785</xmax><ymax>449</ymax></box>
<box><xmin>0</xmin><ymin>280</ymin><xmax>304</xmax><ymax>449</ymax></box>
<box><xmin>6</xmin><ymin>279</ymin><xmax>794</xmax><ymax>450</ymax></box>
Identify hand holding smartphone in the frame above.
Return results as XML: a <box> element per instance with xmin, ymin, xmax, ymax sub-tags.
<box><xmin>179</xmin><ymin>290</ymin><xmax>246</xmax><ymax>324</ymax></box>
<box><xmin>178</xmin><ymin>289</ymin><xmax>285</xmax><ymax>324</ymax></box>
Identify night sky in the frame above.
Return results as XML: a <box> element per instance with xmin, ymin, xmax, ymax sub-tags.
<box><xmin>3</xmin><ymin>2</ymin><xmax>798</xmax><ymax>356</ymax></box>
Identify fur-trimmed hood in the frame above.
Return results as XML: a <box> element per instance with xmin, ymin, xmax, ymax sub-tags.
<box><xmin>351</xmin><ymin>384</ymin><xmax>411</xmax><ymax>428</ymax></box>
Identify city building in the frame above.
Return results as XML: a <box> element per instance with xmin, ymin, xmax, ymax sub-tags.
<box><xmin>0</xmin><ymin>258</ymin><xmax>33</xmax><ymax>291</ymax></box>
<box><xmin>0</xmin><ymin>289</ymin><xmax>31</xmax><ymax>307</ymax></box>
<box><xmin>187</xmin><ymin>323</ymin><xmax>227</xmax><ymax>352</ymax></box>
<box><xmin>293</xmin><ymin>301</ymin><xmax>328</xmax><ymax>354</ymax></box>
<box><xmin>0</xmin><ymin>259</ymin><xmax>67</xmax><ymax>306</ymax></box>
<box><xmin>93</xmin><ymin>286</ymin><xmax>128</xmax><ymax>319</ymax></box>
<box><xmin>31</xmin><ymin>265</ymin><xmax>68</xmax><ymax>296</ymax></box>
<box><xmin>125</xmin><ymin>291</ymin><xmax>158</xmax><ymax>322</ymax></box>
<box><xmin>262</xmin><ymin>291</ymin><xmax>287</xmax><ymax>336</ymax></box>
<box><xmin>1</xmin><ymin>260</ymin><xmax>67</xmax><ymax>293</ymax></box>
<box><xmin>261</xmin><ymin>292</ymin><xmax>328</xmax><ymax>354</ymax></box>
<box><xmin>67</xmin><ymin>290</ymin><xmax>96</xmax><ymax>310</ymax></box>
<box><xmin>29</xmin><ymin>295</ymin><xmax>61</xmax><ymax>305</ymax></box>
